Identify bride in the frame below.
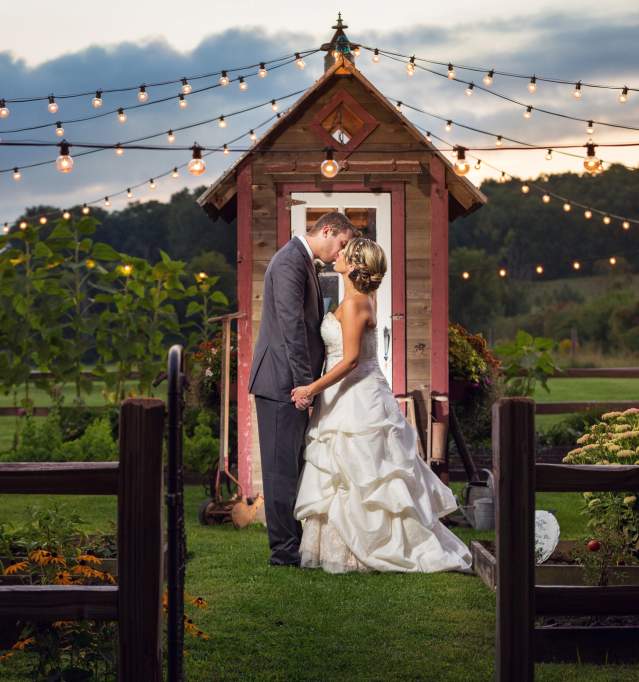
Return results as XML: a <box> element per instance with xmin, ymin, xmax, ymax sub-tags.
<box><xmin>291</xmin><ymin>238</ymin><xmax>472</xmax><ymax>574</ymax></box>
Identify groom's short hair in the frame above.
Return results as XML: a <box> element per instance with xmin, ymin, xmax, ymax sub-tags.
<box><xmin>307</xmin><ymin>211</ymin><xmax>357</xmax><ymax>236</ymax></box>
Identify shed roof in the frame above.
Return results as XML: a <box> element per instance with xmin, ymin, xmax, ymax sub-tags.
<box><xmin>197</xmin><ymin>55</ymin><xmax>486</xmax><ymax>219</ymax></box>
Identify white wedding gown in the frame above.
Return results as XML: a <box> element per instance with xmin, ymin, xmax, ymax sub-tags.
<box><xmin>293</xmin><ymin>312</ymin><xmax>472</xmax><ymax>574</ymax></box>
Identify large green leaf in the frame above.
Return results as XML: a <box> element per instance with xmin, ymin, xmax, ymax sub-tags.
<box><xmin>92</xmin><ymin>242</ymin><xmax>121</xmax><ymax>261</ymax></box>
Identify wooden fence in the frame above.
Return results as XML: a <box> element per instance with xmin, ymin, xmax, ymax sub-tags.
<box><xmin>493</xmin><ymin>397</ymin><xmax>639</xmax><ymax>680</ymax></box>
<box><xmin>0</xmin><ymin>398</ymin><xmax>165</xmax><ymax>681</ymax></box>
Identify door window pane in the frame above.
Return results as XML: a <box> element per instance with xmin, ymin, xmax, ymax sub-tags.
<box><xmin>345</xmin><ymin>207</ymin><xmax>377</xmax><ymax>241</ymax></box>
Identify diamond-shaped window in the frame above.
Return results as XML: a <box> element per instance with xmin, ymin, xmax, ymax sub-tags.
<box><xmin>321</xmin><ymin>103</ymin><xmax>363</xmax><ymax>146</ymax></box>
<box><xmin>331</xmin><ymin>128</ymin><xmax>351</xmax><ymax>145</ymax></box>
<box><xmin>311</xmin><ymin>90</ymin><xmax>379</xmax><ymax>153</ymax></box>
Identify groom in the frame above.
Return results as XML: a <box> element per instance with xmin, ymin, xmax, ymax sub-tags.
<box><xmin>249</xmin><ymin>212</ymin><xmax>356</xmax><ymax>566</ymax></box>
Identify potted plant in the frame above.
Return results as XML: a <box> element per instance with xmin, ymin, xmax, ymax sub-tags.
<box><xmin>448</xmin><ymin>323</ymin><xmax>500</xmax><ymax>401</ymax></box>
<box><xmin>191</xmin><ymin>330</ymin><xmax>238</xmax><ymax>410</ymax></box>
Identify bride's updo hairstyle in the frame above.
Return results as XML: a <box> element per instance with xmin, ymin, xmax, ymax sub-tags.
<box><xmin>343</xmin><ymin>238</ymin><xmax>387</xmax><ymax>294</ymax></box>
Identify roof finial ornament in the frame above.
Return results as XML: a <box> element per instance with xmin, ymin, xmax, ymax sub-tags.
<box><xmin>322</xmin><ymin>13</ymin><xmax>358</xmax><ymax>72</ymax></box>
<box><xmin>333</xmin><ymin>12</ymin><xmax>347</xmax><ymax>30</ymax></box>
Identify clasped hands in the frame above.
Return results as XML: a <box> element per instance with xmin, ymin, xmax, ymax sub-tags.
<box><xmin>291</xmin><ymin>385</ymin><xmax>313</xmax><ymax>410</ymax></box>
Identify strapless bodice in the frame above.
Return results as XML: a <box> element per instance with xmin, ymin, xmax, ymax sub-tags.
<box><xmin>321</xmin><ymin>312</ymin><xmax>378</xmax><ymax>370</ymax></box>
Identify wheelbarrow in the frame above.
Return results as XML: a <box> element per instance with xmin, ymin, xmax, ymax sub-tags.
<box><xmin>197</xmin><ymin>312</ymin><xmax>263</xmax><ymax>528</ymax></box>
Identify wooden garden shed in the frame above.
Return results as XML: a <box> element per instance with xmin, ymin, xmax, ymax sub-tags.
<box><xmin>198</xmin><ymin>24</ymin><xmax>486</xmax><ymax>497</ymax></box>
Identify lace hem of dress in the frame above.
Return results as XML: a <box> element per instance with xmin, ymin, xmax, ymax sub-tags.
<box><xmin>299</xmin><ymin>514</ymin><xmax>371</xmax><ymax>574</ymax></box>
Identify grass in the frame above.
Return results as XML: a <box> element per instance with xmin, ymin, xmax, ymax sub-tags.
<box><xmin>1</xmin><ymin>486</ymin><xmax>638</xmax><ymax>680</ymax></box>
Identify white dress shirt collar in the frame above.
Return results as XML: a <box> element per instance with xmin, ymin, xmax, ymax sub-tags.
<box><xmin>295</xmin><ymin>234</ymin><xmax>314</xmax><ymax>262</ymax></box>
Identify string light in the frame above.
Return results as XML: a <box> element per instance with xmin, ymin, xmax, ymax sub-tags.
<box><xmin>219</xmin><ymin>71</ymin><xmax>229</xmax><ymax>86</ymax></box>
<box><xmin>0</xmin><ymin>99</ymin><xmax>9</xmax><ymax>118</ymax></box>
<box><xmin>352</xmin><ymin>46</ymin><xmax>361</xmax><ymax>57</ymax></box>
<box><xmin>603</xmin><ymin>215</ymin><xmax>611</xmax><ymax>225</ymax></box>
<box><xmin>19</xmin><ymin>221</ymin><xmax>27</xmax><ymax>229</ymax></box>
<box><xmin>498</xmin><ymin>171</ymin><xmax>508</xmax><ymax>183</ymax></box>
<box><xmin>424</xmin><ymin>131</ymin><xmax>432</xmax><ymax>142</ymax></box>
<box><xmin>499</xmin><ymin>268</ymin><xmax>507</xmax><ymax>277</ymax></box>
<box><xmin>528</xmin><ymin>76</ymin><xmax>537</xmax><ymax>93</ymax></box>
<box><xmin>523</xmin><ymin>105</ymin><xmax>533</xmax><ymax>119</ymax></box>
<box><xmin>483</xmin><ymin>70</ymin><xmax>494</xmax><ymax>86</ymax></box>
<box><xmin>178</xmin><ymin>94</ymin><xmax>187</xmax><ymax>109</ymax></box>
<box><xmin>55</xmin><ymin>141</ymin><xmax>73</xmax><ymax>173</ymax></box>
<box><xmin>117</xmin><ymin>108</ymin><xmax>127</xmax><ymax>123</ymax></box>
<box><xmin>545</xmin><ymin>149</ymin><xmax>553</xmax><ymax>161</ymax></box>
<box><xmin>2</xmin><ymin>223</ymin><xmax>9</xmax><ymax>234</ymax></box>
<box><xmin>149</xmin><ymin>178</ymin><xmax>156</xmax><ymax>189</ymax></box>
<box><xmin>55</xmin><ymin>122</ymin><xmax>64</xmax><ymax>137</ymax></box>
<box><xmin>115</xmin><ymin>143</ymin><xmax>124</xmax><ymax>156</ymax></box>
<box><xmin>167</xmin><ymin>130</ymin><xmax>175</xmax><ymax>143</ymax></box>
<box><xmin>171</xmin><ymin>167</ymin><xmax>179</xmax><ymax>178</ymax></box>
<box><xmin>258</xmin><ymin>63</ymin><xmax>268</xmax><ymax>78</ymax></box>
<box><xmin>188</xmin><ymin>144</ymin><xmax>206</xmax><ymax>176</ymax></box>
<box><xmin>239</xmin><ymin>77</ymin><xmax>248</xmax><ymax>91</ymax></box>
<box><xmin>447</xmin><ymin>63</ymin><xmax>455</xmax><ymax>79</ymax></box>
<box><xmin>584</xmin><ymin>210</ymin><xmax>592</xmax><ymax>219</ymax></box>
<box><xmin>474</xmin><ymin>159</ymin><xmax>482</xmax><ymax>170</ymax></box>
<box><xmin>372</xmin><ymin>48</ymin><xmax>380</xmax><ymax>63</ymax></box>
<box><xmin>137</xmin><ymin>86</ymin><xmax>148</xmax><ymax>103</ymax></box>
<box><xmin>47</xmin><ymin>96</ymin><xmax>58</xmax><ymax>114</ymax></box>
<box><xmin>271</xmin><ymin>99</ymin><xmax>278</xmax><ymax>111</ymax></box>
<box><xmin>320</xmin><ymin>148</ymin><xmax>339</xmax><ymax>178</ymax></box>
<box><xmin>536</xmin><ymin>265</ymin><xmax>544</xmax><ymax>274</ymax></box>
<box><xmin>573</xmin><ymin>81</ymin><xmax>582</xmax><ymax>99</ymax></box>
<box><xmin>619</xmin><ymin>86</ymin><xmax>629</xmax><ymax>103</ymax></box>
<box><xmin>563</xmin><ymin>202</ymin><xmax>571</xmax><ymax>212</ymax></box>
<box><xmin>587</xmin><ymin>120</ymin><xmax>594</xmax><ymax>134</ymax></box>
<box><xmin>465</xmin><ymin>83</ymin><xmax>474</xmax><ymax>96</ymax></box>
<box><xmin>495</xmin><ymin>135</ymin><xmax>503</xmax><ymax>147</ymax></box>
<box><xmin>462</xmin><ymin>271</ymin><xmax>470</xmax><ymax>280</ymax></box>
<box><xmin>218</xmin><ymin>116</ymin><xmax>227</xmax><ymax>128</ymax></box>
<box><xmin>609</xmin><ymin>257</ymin><xmax>617</xmax><ymax>265</ymax></box>
<box><xmin>62</xmin><ymin>210</ymin><xmax>71</xmax><ymax>220</ymax></box>
<box><xmin>39</xmin><ymin>216</ymin><xmax>47</xmax><ymax>225</ymax></box>
<box><xmin>104</xmin><ymin>197</ymin><xmax>110</xmax><ymax>207</ymax></box>
<box><xmin>82</xmin><ymin>204</ymin><xmax>90</xmax><ymax>215</ymax></box>
<box><xmin>126</xmin><ymin>188</ymin><xmax>133</xmax><ymax>198</ymax></box>
<box><xmin>623</xmin><ymin>221</ymin><xmax>630</xmax><ymax>230</ymax></box>
<box><xmin>295</xmin><ymin>53</ymin><xmax>306</xmax><ymax>69</ymax></box>
<box><xmin>445</xmin><ymin>120</ymin><xmax>452</xmax><ymax>131</ymax></box>
<box><xmin>181</xmin><ymin>78</ymin><xmax>192</xmax><ymax>95</ymax></box>
<box><xmin>92</xmin><ymin>90</ymin><xmax>103</xmax><ymax>108</ymax></box>
<box><xmin>542</xmin><ymin>193</ymin><xmax>551</xmax><ymax>203</ymax></box>
<box><xmin>573</xmin><ymin>261</ymin><xmax>581</xmax><ymax>270</ymax></box>
<box><xmin>583</xmin><ymin>143</ymin><xmax>601</xmax><ymax>174</ymax></box>
<box><xmin>223</xmin><ymin>143</ymin><xmax>230</xmax><ymax>155</ymax></box>
<box><xmin>249</xmin><ymin>129</ymin><xmax>257</xmax><ymax>141</ymax></box>
<box><xmin>407</xmin><ymin>57</ymin><xmax>416</xmax><ymax>76</ymax></box>
<box><xmin>453</xmin><ymin>146</ymin><xmax>470</xmax><ymax>176</ymax></box>
<box><xmin>521</xmin><ymin>183</ymin><xmax>530</xmax><ymax>194</ymax></box>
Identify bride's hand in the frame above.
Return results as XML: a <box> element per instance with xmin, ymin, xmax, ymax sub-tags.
<box><xmin>291</xmin><ymin>385</ymin><xmax>313</xmax><ymax>410</ymax></box>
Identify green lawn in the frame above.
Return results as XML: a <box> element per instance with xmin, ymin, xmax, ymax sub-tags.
<box><xmin>1</xmin><ymin>486</ymin><xmax>637</xmax><ymax>681</ymax></box>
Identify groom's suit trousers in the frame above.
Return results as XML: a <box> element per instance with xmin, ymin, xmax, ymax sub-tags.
<box><xmin>254</xmin><ymin>396</ymin><xmax>309</xmax><ymax>564</ymax></box>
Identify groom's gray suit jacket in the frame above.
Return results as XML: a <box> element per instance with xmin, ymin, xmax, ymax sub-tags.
<box><xmin>249</xmin><ymin>237</ymin><xmax>325</xmax><ymax>402</ymax></box>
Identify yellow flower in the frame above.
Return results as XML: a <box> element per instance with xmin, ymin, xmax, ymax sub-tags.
<box><xmin>29</xmin><ymin>549</ymin><xmax>51</xmax><ymax>565</ymax></box>
<box><xmin>47</xmin><ymin>552</ymin><xmax>66</xmax><ymax>567</ymax></box>
<box><xmin>614</xmin><ymin>424</ymin><xmax>632</xmax><ymax>433</ymax></box>
<box><xmin>602</xmin><ymin>411</ymin><xmax>622</xmax><ymax>420</ymax></box>
<box><xmin>11</xmin><ymin>637</ymin><xmax>34</xmax><ymax>651</ymax></box>
<box><xmin>54</xmin><ymin>571</ymin><xmax>73</xmax><ymax>585</ymax></box>
<box><xmin>576</xmin><ymin>434</ymin><xmax>591</xmax><ymax>444</ymax></box>
<box><xmin>618</xmin><ymin>450</ymin><xmax>635</xmax><ymax>459</ymax></box>
<box><xmin>623</xmin><ymin>496</ymin><xmax>637</xmax><ymax>506</ymax></box>
<box><xmin>76</xmin><ymin>553</ymin><xmax>102</xmax><ymax>566</ymax></box>
<box><xmin>4</xmin><ymin>560</ymin><xmax>28</xmax><ymax>575</ymax></box>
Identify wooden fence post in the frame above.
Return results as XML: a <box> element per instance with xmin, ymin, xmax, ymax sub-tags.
<box><xmin>118</xmin><ymin>398</ymin><xmax>165</xmax><ymax>682</ymax></box>
<box><xmin>493</xmin><ymin>397</ymin><xmax>535</xmax><ymax>682</ymax></box>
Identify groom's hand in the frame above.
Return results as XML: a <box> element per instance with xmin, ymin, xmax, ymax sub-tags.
<box><xmin>291</xmin><ymin>386</ymin><xmax>311</xmax><ymax>411</ymax></box>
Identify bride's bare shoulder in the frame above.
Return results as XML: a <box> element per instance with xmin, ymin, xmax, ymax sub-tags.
<box><xmin>337</xmin><ymin>295</ymin><xmax>375</xmax><ymax>326</ymax></box>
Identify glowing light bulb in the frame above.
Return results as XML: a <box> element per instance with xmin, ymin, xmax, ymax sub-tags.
<box><xmin>563</xmin><ymin>202</ymin><xmax>571</xmax><ymax>212</ymax></box>
<box><xmin>218</xmin><ymin>116</ymin><xmax>227</xmax><ymax>128</ymax></box>
<box><xmin>609</xmin><ymin>257</ymin><xmax>617</xmax><ymax>265</ymax></box>
<box><xmin>127</xmin><ymin>188</ymin><xmax>133</xmax><ymax>198</ymax></box>
<box><xmin>545</xmin><ymin>149</ymin><xmax>553</xmax><ymax>161</ymax></box>
<box><xmin>115</xmin><ymin>144</ymin><xmax>124</xmax><ymax>156</ymax></box>
<box><xmin>188</xmin><ymin>145</ymin><xmax>206</xmax><ymax>176</ymax></box>
<box><xmin>219</xmin><ymin>71</ymin><xmax>229</xmax><ymax>86</ymax></box>
<box><xmin>117</xmin><ymin>108</ymin><xmax>127</xmax><ymax>123</ymax></box>
<box><xmin>178</xmin><ymin>94</ymin><xmax>187</xmax><ymax>109</ymax></box>
<box><xmin>462</xmin><ymin>271</ymin><xmax>470</xmax><ymax>280</ymax></box>
<box><xmin>92</xmin><ymin>91</ymin><xmax>103</xmax><ymax>108</ymax></box>
<box><xmin>395</xmin><ymin>101</ymin><xmax>402</xmax><ymax>110</ymax></box>
<box><xmin>406</xmin><ymin>57</ymin><xmax>415</xmax><ymax>76</ymax></box>
<box><xmin>55</xmin><ymin>142</ymin><xmax>74</xmax><ymax>173</ymax></box>
<box><xmin>622</xmin><ymin>220</ymin><xmax>630</xmax><ymax>230</ymax></box>
<box><xmin>584</xmin><ymin>210</ymin><xmax>592</xmax><ymax>219</ymax></box>
<box><xmin>47</xmin><ymin>95</ymin><xmax>58</xmax><ymax>114</ymax></box>
<box><xmin>271</xmin><ymin>99</ymin><xmax>278</xmax><ymax>112</ymax></box>
<box><xmin>583</xmin><ymin>143</ymin><xmax>600</xmax><ymax>174</ymax></box>
<box><xmin>13</xmin><ymin>168</ymin><xmax>21</xmax><ymax>181</ymax></box>
<box><xmin>137</xmin><ymin>85</ymin><xmax>148</xmax><ymax>102</ymax></box>
<box><xmin>495</xmin><ymin>136</ymin><xmax>503</xmax><ymax>147</ymax></box>
<box><xmin>536</xmin><ymin>264</ymin><xmax>544</xmax><ymax>274</ymax></box>
<box><xmin>483</xmin><ymin>70</ymin><xmax>494</xmax><ymax>86</ymax></box>
<box><xmin>465</xmin><ymin>83</ymin><xmax>474</xmax><ymax>96</ymax></box>
<box><xmin>2</xmin><ymin>223</ymin><xmax>9</xmax><ymax>234</ymax></box>
<box><xmin>258</xmin><ymin>63</ymin><xmax>267</xmax><ymax>78</ymax></box>
<box><xmin>295</xmin><ymin>53</ymin><xmax>305</xmax><ymax>69</ymax></box>
<box><xmin>62</xmin><ymin>210</ymin><xmax>71</xmax><ymax>220</ymax></box>
<box><xmin>587</xmin><ymin>120</ymin><xmax>594</xmax><ymax>134</ymax></box>
<box><xmin>619</xmin><ymin>86</ymin><xmax>629</xmax><ymax>103</ymax></box>
<box><xmin>85</xmin><ymin>258</ymin><xmax>96</xmax><ymax>269</ymax></box>
<box><xmin>149</xmin><ymin>178</ymin><xmax>156</xmax><ymax>189</ymax></box>
<box><xmin>474</xmin><ymin>159</ymin><xmax>482</xmax><ymax>170</ymax></box>
<box><xmin>453</xmin><ymin>147</ymin><xmax>470</xmax><ymax>176</ymax></box>
<box><xmin>104</xmin><ymin>197</ymin><xmax>110</xmax><ymax>207</ymax></box>
<box><xmin>424</xmin><ymin>131</ymin><xmax>432</xmax><ymax>142</ymax></box>
<box><xmin>542</xmin><ymin>194</ymin><xmax>550</xmax><ymax>203</ymax></box>
<box><xmin>121</xmin><ymin>264</ymin><xmax>133</xmax><ymax>276</ymax></box>
<box><xmin>0</xmin><ymin>99</ymin><xmax>9</xmax><ymax>118</ymax></box>
<box><xmin>603</xmin><ymin>215</ymin><xmax>611</xmax><ymax>225</ymax></box>
<box><xmin>171</xmin><ymin>167</ymin><xmax>179</xmax><ymax>178</ymax></box>
<box><xmin>223</xmin><ymin>144</ymin><xmax>230</xmax><ymax>155</ymax></box>
<box><xmin>573</xmin><ymin>261</ymin><xmax>580</xmax><ymax>270</ymax></box>
<box><xmin>82</xmin><ymin>204</ymin><xmax>90</xmax><ymax>215</ymax></box>
<box><xmin>498</xmin><ymin>171</ymin><xmax>508</xmax><ymax>183</ymax></box>
<box><xmin>249</xmin><ymin>129</ymin><xmax>257</xmax><ymax>141</ymax></box>
<box><xmin>499</xmin><ymin>268</ymin><xmax>507</xmax><ymax>277</ymax></box>
<box><xmin>39</xmin><ymin>216</ymin><xmax>47</xmax><ymax>225</ymax></box>
<box><xmin>239</xmin><ymin>76</ymin><xmax>248</xmax><ymax>91</ymax></box>
<box><xmin>445</xmin><ymin>120</ymin><xmax>452</xmax><ymax>131</ymax></box>
<box><xmin>523</xmin><ymin>105</ymin><xmax>532</xmax><ymax>119</ymax></box>
<box><xmin>573</xmin><ymin>81</ymin><xmax>582</xmax><ymax>99</ymax></box>
<box><xmin>19</xmin><ymin>221</ymin><xmax>28</xmax><ymax>230</ymax></box>
<box><xmin>372</xmin><ymin>48</ymin><xmax>380</xmax><ymax>63</ymax></box>
<box><xmin>320</xmin><ymin>149</ymin><xmax>339</xmax><ymax>178</ymax></box>
<box><xmin>447</xmin><ymin>63</ymin><xmax>455</xmax><ymax>79</ymax></box>
<box><xmin>521</xmin><ymin>184</ymin><xmax>530</xmax><ymax>194</ymax></box>
<box><xmin>528</xmin><ymin>76</ymin><xmax>537</xmax><ymax>93</ymax></box>
<box><xmin>55</xmin><ymin>122</ymin><xmax>64</xmax><ymax>137</ymax></box>
<box><xmin>167</xmin><ymin>130</ymin><xmax>175</xmax><ymax>143</ymax></box>
<box><xmin>181</xmin><ymin>78</ymin><xmax>192</xmax><ymax>94</ymax></box>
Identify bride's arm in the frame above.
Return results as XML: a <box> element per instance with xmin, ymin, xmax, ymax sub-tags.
<box><xmin>292</xmin><ymin>298</ymin><xmax>370</xmax><ymax>402</ymax></box>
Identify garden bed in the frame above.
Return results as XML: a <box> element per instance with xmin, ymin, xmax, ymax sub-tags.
<box><xmin>472</xmin><ymin>539</ymin><xmax>639</xmax><ymax>663</ymax></box>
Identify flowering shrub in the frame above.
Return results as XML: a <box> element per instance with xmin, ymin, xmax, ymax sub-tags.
<box><xmin>191</xmin><ymin>331</ymin><xmax>237</xmax><ymax>409</ymax></box>
<box><xmin>563</xmin><ymin>407</ymin><xmax>639</xmax><ymax>584</ymax></box>
<box><xmin>448</xmin><ymin>323</ymin><xmax>500</xmax><ymax>386</ymax></box>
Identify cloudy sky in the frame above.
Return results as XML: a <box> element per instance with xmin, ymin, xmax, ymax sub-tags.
<box><xmin>1</xmin><ymin>1</ymin><xmax>638</xmax><ymax>223</ymax></box>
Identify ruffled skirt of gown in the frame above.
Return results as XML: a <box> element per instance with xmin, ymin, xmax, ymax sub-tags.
<box><xmin>293</xmin><ymin>357</ymin><xmax>472</xmax><ymax>575</ymax></box>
